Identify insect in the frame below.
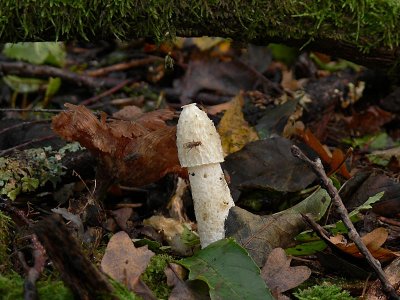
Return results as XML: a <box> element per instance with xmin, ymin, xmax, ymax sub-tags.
<box><xmin>184</xmin><ymin>141</ymin><xmax>202</xmax><ymax>151</ymax></box>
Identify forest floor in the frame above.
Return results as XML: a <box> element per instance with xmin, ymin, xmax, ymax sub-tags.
<box><xmin>0</xmin><ymin>39</ymin><xmax>400</xmax><ymax>299</ymax></box>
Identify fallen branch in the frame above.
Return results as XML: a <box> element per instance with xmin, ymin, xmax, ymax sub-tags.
<box><xmin>0</xmin><ymin>134</ymin><xmax>57</xmax><ymax>157</ymax></box>
<box><xmin>86</xmin><ymin>56</ymin><xmax>163</xmax><ymax>77</ymax></box>
<box><xmin>0</xmin><ymin>61</ymin><xmax>121</xmax><ymax>88</ymax></box>
<box><xmin>33</xmin><ymin>215</ymin><xmax>115</xmax><ymax>299</ymax></box>
<box><xmin>291</xmin><ymin>145</ymin><xmax>399</xmax><ymax>300</ymax></box>
<box><xmin>1</xmin><ymin>201</ymin><xmax>47</xmax><ymax>299</ymax></box>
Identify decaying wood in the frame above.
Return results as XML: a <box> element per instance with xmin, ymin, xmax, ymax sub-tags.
<box><xmin>33</xmin><ymin>215</ymin><xmax>115</xmax><ymax>300</ymax></box>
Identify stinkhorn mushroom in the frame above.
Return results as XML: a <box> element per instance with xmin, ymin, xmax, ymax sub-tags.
<box><xmin>176</xmin><ymin>103</ymin><xmax>235</xmax><ymax>247</ymax></box>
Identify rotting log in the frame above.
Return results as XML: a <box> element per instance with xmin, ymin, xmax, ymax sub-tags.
<box><xmin>0</xmin><ymin>1</ymin><xmax>400</xmax><ymax>71</ymax></box>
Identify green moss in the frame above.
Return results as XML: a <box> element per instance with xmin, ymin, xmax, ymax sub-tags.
<box><xmin>0</xmin><ymin>273</ymin><xmax>74</xmax><ymax>300</ymax></box>
<box><xmin>0</xmin><ymin>211</ymin><xmax>13</xmax><ymax>272</ymax></box>
<box><xmin>107</xmin><ymin>279</ymin><xmax>140</xmax><ymax>300</ymax></box>
<box><xmin>0</xmin><ymin>273</ymin><xmax>23</xmax><ymax>300</ymax></box>
<box><xmin>0</xmin><ymin>1</ymin><xmax>399</xmax><ymax>53</ymax></box>
<box><xmin>294</xmin><ymin>283</ymin><xmax>355</xmax><ymax>300</ymax></box>
<box><xmin>0</xmin><ymin>273</ymin><xmax>142</xmax><ymax>300</ymax></box>
<box><xmin>140</xmin><ymin>254</ymin><xmax>174</xmax><ymax>299</ymax></box>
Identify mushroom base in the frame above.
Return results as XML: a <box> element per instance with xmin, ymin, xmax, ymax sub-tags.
<box><xmin>188</xmin><ymin>163</ymin><xmax>235</xmax><ymax>248</ymax></box>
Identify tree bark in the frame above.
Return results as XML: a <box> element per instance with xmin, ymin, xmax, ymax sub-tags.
<box><xmin>0</xmin><ymin>1</ymin><xmax>400</xmax><ymax>71</ymax></box>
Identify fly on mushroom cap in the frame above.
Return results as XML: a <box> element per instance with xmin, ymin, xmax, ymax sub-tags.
<box><xmin>177</xmin><ymin>103</ymin><xmax>224</xmax><ymax>167</ymax></box>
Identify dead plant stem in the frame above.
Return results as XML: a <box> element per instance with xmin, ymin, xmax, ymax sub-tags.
<box><xmin>291</xmin><ymin>145</ymin><xmax>399</xmax><ymax>300</ymax></box>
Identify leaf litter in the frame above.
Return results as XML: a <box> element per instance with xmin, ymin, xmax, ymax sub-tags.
<box><xmin>1</xmin><ymin>39</ymin><xmax>400</xmax><ymax>299</ymax></box>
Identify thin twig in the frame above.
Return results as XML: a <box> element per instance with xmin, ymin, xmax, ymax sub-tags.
<box><xmin>81</xmin><ymin>79</ymin><xmax>132</xmax><ymax>106</ymax></box>
<box><xmin>86</xmin><ymin>56</ymin><xmax>163</xmax><ymax>77</ymax></box>
<box><xmin>0</xmin><ymin>134</ymin><xmax>57</xmax><ymax>157</ymax></box>
<box><xmin>0</xmin><ymin>120</ymin><xmax>50</xmax><ymax>136</ymax></box>
<box><xmin>291</xmin><ymin>145</ymin><xmax>399</xmax><ymax>299</ymax></box>
<box><xmin>0</xmin><ymin>108</ymin><xmax>63</xmax><ymax>114</ymax></box>
<box><xmin>0</xmin><ymin>61</ymin><xmax>121</xmax><ymax>88</ymax></box>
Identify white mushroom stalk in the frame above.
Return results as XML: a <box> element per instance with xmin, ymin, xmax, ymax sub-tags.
<box><xmin>176</xmin><ymin>103</ymin><xmax>235</xmax><ymax>248</ymax></box>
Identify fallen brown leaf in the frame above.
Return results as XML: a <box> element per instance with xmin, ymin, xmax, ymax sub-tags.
<box><xmin>111</xmin><ymin>207</ymin><xmax>133</xmax><ymax>231</ymax></box>
<box><xmin>261</xmin><ymin>248</ymin><xmax>311</xmax><ymax>294</ymax></box>
<box><xmin>329</xmin><ymin>228</ymin><xmax>400</xmax><ymax>262</ymax></box>
<box><xmin>52</xmin><ymin>104</ymin><xmax>186</xmax><ymax>192</ymax></box>
<box><xmin>343</xmin><ymin>106</ymin><xmax>393</xmax><ymax>135</ymax></box>
<box><xmin>101</xmin><ymin>231</ymin><xmax>155</xmax><ymax>295</ymax></box>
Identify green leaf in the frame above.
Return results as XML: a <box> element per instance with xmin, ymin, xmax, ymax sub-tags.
<box><xmin>3</xmin><ymin>42</ymin><xmax>66</xmax><ymax>67</ymax></box>
<box><xmin>21</xmin><ymin>176</ymin><xmax>39</xmax><ymax>192</ymax></box>
<box><xmin>3</xmin><ymin>75</ymin><xmax>47</xmax><ymax>93</ymax></box>
<box><xmin>179</xmin><ymin>238</ymin><xmax>273</xmax><ymax>300</ymax></box>
<box><xmin>285</xmin><ymin>240</ymin><xmax>327</xmax><ymax>256</ymax></box>
<box><xmin>45</xmin><ymin>77</ymin><xmax>61</xmax><ymax>98</ymax></box>
<box><xmin>342</xmin><ymin>132</ymin><xmax>396</xmax><ymax>151</ymax></box>
<box><xmin>327</xmin><ymin>191</ymin><xmax>385</xmax><ymax>234</ymax></box>
<box><xmin>290</xmin><ymin>192</ymin><xmax>385</xmax><ymax>255</ymax></box>
<box><xmin>181</xmin><ymin>225</ymin><xmax>200</xmax><ymax>247</ymax></box>
<box><xmin>284</xmin><ymin>187</ymin><xmax>330</xmax><ymax>218</ymax></box>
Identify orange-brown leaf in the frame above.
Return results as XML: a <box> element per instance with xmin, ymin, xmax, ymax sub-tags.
<box><xmin>52</xmin><ymin>103</ymin><xmax>115</xmax><ymax>154</ymax></box>
<box><xmin>298</xmin><ymin>128</ymin><xmax>331</xmax><ymax>163</ymax></box>
<box><xmin>52</xmin><ymin>104</ymin><xmax>185</xmax><ymax>188</ymax></box>
<box><xmin>343</xmin><ymin>106</ymin><xmax>393</xmax><ymax>135</ymax></box>
<box><xmin>298</xmin><ymin>128</ymin><xmax>351</xmax><ymax>178</ymax></box>
<box><xmin>330</xmin><ymin>148</ymin><xmax>351</xmax><ymax>179</ymax></box>
<box><xmin>330</xmin><ymin>228</ymin><xmax>400</xmax><ymax>262</ymax></box>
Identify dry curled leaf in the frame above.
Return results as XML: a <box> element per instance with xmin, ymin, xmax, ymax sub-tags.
<box><xmin>52</xmin><ymin>104</ymin><xmax>185</xmax><ymax>190</ymax></box>
<box><xmin>297</xmin><ymin>128</ymin><xmax>351</xmax><ymax>178</ymax></box>
<box><xmin>101</xmin><ymin>231</ymin><xmax>155</xmax><ymax>295</ymax></box>
<box><xmin>261</xmin><ymin>248</ymin><xmax>311</xmax><ymax>294</ymax></box>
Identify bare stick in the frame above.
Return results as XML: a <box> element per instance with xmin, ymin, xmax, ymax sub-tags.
<box><xmin>0</xmin><ymin>120</ymin><xmax>50</xmax><ymax>136</ymax></box>
<box><xmin>0</xmin><ymin>61</ymin><xmax>121</xmax><ymax>88</ymax></box>
<box><xmin>291</xmin><ymin>145</ymin><xmax>399</xmax><ymax>300</ymax></box>
<box><xmin>81</xmin><ymin>78</ymin><xmax>132</xmax><ymax>106</ymax></box>
<box><xmin>0</xmin><ymin>134</ymin><xmax>57</xmax><ymax>157</ymax></box>
<box><xmin>86</xmin><ymin>56</ymin><xmax>163</xmax><ymax>77</ymax></box>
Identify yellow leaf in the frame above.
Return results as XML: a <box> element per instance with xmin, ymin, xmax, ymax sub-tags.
<box><xmin>218</xmin><ymin>93</ymin><xmax>259</xmax><ymax>155</ymax></box>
